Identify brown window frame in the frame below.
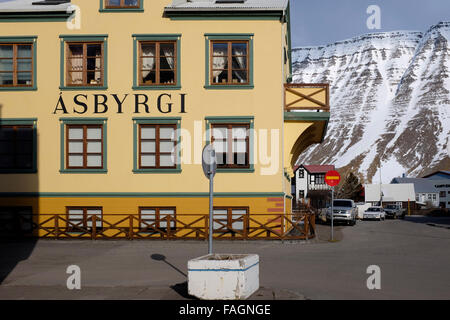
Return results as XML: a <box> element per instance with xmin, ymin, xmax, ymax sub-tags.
<box><xmin>210</xmin><ymin>40</ymin><xmax>249</xmax><ymax>86</ymax></box>
<box><xmin>0</xmin><ymin>43</ymin><xmax>34</xmax><ymax>88</ymax></box>
<box><xmin>139</xmin><ymin>207</ymin><xmax>176</xmax><ymax>233</ymax></box>
<box><xmin>213</xmin><ymin>206</ymin><xmax>249</xmax><ymax>233</ymax></box>
<box><xmin>211</xmin><ymin>123</ymin><xmax>250</xmax><ymax>169</ymax></box>
<box><xmin>138</xmin><ymin>124</ymin><xmax>177</xmax><ymax>169</ymax></box>
<box><xmin>66</xmin><ymin>124</ymin><xmax>104</xmax><ymax>170</ymax></box>
<box><xmin>138</xmin><ymin>40</ymin><xmax>177</xmax><ymax>86</ymax></box>
<box><xmin>0</xmin><ymin>125</ymin><xmax>34</xmax><ymax>170</ymax></box>
<box><xmin>66</xmin><ymin>207</ymin><xmax>103</xmax><ymax>232</ymax></box>
<box><xmin>65</xmin><ymin>41</ymin><xmax>104</xmax><ymax>87</ymax></box>
<box><xmin>105</xmin><ymin>0</ymin><xmax>140</xmax><ymax>9</ymax></box>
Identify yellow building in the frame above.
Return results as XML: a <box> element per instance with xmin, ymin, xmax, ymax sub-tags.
<box><xmin>0</xmin><ymin>0</ymin><xmax>329</xmax><ymax>239</ymax></box>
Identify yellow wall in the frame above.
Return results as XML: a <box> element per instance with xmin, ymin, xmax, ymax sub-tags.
<box><xmin>0</xmin><ymin>0</ymin><xmax>292</xmax><ymax>195</ymax></box>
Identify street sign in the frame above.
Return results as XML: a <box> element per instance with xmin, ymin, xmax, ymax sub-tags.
<box><xmin>202</xmin><ymin>144</ymin><xmax>217</xmax><ymax>255</ymax></box>
<box><xmin>202</xmin><ymin>144</ymin><xmax>217</xmax><ymax>178</ymax></box>
<box><xmin>325</xmin><ymin>170</ymin><xmax>341</xmax><ymax>187</ymax></box>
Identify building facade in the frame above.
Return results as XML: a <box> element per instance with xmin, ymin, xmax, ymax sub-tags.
<box><xmin>0</xmin><ymin>0</ymin><xmax>330</xmax><ymax>238</ymax></box>
<box><xmin>291</xmin><ymin>164</ymin><xmax>334</xmax><ymax>209</ymax></box>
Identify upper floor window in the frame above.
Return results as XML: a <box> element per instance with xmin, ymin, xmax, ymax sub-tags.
<box><xmin>204</xmin><ymin>34</ymin><xmax>254</xmax><ymax>89</ymax></box>
<box><xmin>0</xmin><ymin>42</ymin><xmax>34</xmax><ymax>89</ymax></box>
<box><xmin>105</xmin><ymin>0</ymin><xmax>140</xmax><ymax>8</ymax></box>
<box><xmin>211</xmin><ymin>40</ymin><xmax>248</xmax><ymax>85</ymax></box>
<box><xmin>138</xmin><ymin>41</ymin><xmax>177</xmax><ymax>86</ymax></box>
<box><xmin>60</xmin><ymin>35</ymin><xmax>108</xmax><ymax>90</ymax></box>
<box><xmin>66</xmin><ymin>42</ymin><xmax>104</xmax><ymax>87</ymax></box>
<box><xmin>299</xmin><ymin>169</ymin><xmax>304</xmax><ymax>178</ymax></box>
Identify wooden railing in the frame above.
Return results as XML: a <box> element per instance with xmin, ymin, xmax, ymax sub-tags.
<box><xmin>284</xmin><ymin>83</ymin><xmax>330</xmax><ymax>112</ymax></box>
<box><xmin>0</xmin><ymin>213</ymin><xmax>315</xmax><ymax>241</ymax></box>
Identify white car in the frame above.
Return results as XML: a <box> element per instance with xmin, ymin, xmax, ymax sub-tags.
<box><xmin>363</xmin><ymin>206</ymin><xmax>386</xmax><ymax>221</ymax></box>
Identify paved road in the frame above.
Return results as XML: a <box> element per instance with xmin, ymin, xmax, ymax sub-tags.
<box><xmin>0</xmin><ymin>216</ymin><xmax>449</xmax><ymax>299</ymax></box>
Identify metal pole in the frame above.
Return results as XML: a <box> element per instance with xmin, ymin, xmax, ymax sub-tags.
<box><xmin>331</xmin><ymin>186</ymin><xmax>334</xmax><ymax>241</ymax></box>
<box><xmin>208</xmin><ymin>162</ymin><xmax>214</xmax><ymax>255</ymax></box>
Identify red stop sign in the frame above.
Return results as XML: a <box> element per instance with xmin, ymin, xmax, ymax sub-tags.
<box><xmin>325</xmin><ymin>170</ymin><xmax>341</xmax><ymax>187</ymax></box>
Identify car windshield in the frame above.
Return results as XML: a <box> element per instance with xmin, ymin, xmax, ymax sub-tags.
<box><xmin>367</xmin><ymin>207</ymin><xmax>381</xmax><ymax>212</ymax></box>
<box><xmin>333</xmin><ymin>200</ymin><xmax>352</xmax><ymax>207</ymax></box>
<box><xmin>386</xmin><ymin>205</ymin><xmax>396</xmax><ymax>209</ymax></box>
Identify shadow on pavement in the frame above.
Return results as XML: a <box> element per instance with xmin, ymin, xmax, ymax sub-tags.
<box><xmin>0</xmin><ymin>238</ymin><xmax>37</xmax><ymax>284</ymax></box>
<box><xmin>403</xmin><ymin>216</ymin><xmax>450</xmax><ymax>228</ymax></box>
<box><xmin>170</xmin><ymin>281</ymin><xmax>197</xmax><ymax>300</ymax></box>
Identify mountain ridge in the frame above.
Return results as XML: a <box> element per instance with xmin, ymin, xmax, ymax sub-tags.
<box><xmin>292</xmin><ymin>21</ymin><xmax>450</xmax><ymax>183</ymax></box>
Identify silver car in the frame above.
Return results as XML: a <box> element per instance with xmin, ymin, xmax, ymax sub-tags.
<box><xmin>326</xmin><ymin>199</ymin><xmax>357</xmax><ymax>226</ymax></box>
<box><xmin>363</xmin><ymin>206</ymin><xmax>386</xmax><ymax>221</ymax></box>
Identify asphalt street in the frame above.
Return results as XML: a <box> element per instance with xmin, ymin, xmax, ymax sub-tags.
<box><xmin>0</xmin><ymin>216</ymin><xmax>449</xmax><ymax>300</ymax></box>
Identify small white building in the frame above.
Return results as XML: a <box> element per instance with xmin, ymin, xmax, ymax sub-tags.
<box><xmin>364</xmin><ymin>183</ymin><xmax>415</xmax><ymax>208</ymax></box>
<box><xmin>292</xmin><ymin>164</ymin><xmax>335</xmax><ymax>208</ymax></box>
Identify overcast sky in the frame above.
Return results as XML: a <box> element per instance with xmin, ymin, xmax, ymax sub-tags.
<box><xmin>290</xmin><ymin>0</ymin><xmax>450</xmax><ymax>47</ymax></box>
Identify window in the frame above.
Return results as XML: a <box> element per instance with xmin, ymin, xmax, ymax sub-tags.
<box><xmin>66</xmin><ymin>125</ymin><xmax>103</xmax><ymax>169</ymax></box>
<box><xmin>439</xmin><ymin>191</ymin><xmax>446</xmax><ymax>198</ymax></box>
<box><xmin>0</xmin><ymin>43</ymin><xmax>34</xmax><ymax>88</ymax></box>
<box><xmin>67</xmin><ymin>207</ymin><xmax>102</xmax><ymax>232</ymax></box>
<box><xmin>299</xmin><ymin>190</ymin><xmax>305</xmax><ymax>199</ymax></box>
<box><xmin>0</xmin><ymin>119</ymin><xmax>37</xmax><ymax>173</ymax></box>
<box><xmin>60</xmin><ymin>118</ymin><xmax>107</xmax><ymax>173</ymax></box>
<box><xmin>138</xmin><ymin>124</ymin><xmax>176</xmax><ymax>169</ymax></box>
<box><xmin>137</xmin><ymin>41</ymin><xmax>177</xmax><ymax>86</ymax></box>
<box><xmin>0</xmin><ymin>207</ymin><xmax>33</xmax><ymax>235</ymax></box>
<box><xmin>133</xmin><ymin>118</ymin><xmax>181</xmax><ymax>173</ymax></box>
<box><xmin>316</xmin><ymin>174</ymin><xmax>325</xmax><ymax>184</ymax></box>
<box><xmin>213</xmin><ymin>207</ymin><xmax>248</xmax><ymax>234</ymax></box>
<box><xmin>211</xmin><ymin>124</ymin><xmax>249</xmax><ymax>169</ymax></box>
<box><xmin>205</xmin><ymin>34</ymin><xmax>253</xmax><ymax>89</ymax></box>
<box><xmin>100</xmin><ymin>0</ymin><xmax>143</xmax><ymax>11</ymax></box>
<box><xmin>210</xmin><ymin>40</ymin><xmax>248</xmax><ymax>85</ymax></box>
<box><xmin>66</xmin><ymin>42</ymin><xmax>103</xmax><ymax>87</ymax></box>
<box><xmin>299</xmin><ymin>169</ymin><xmax>304</xmax><ymax>178</ymax></box>
<box><xmin>139</xmin><ymin>207</ymin><xmax>176</xmax><ymax>233</ymax></box>
<box><xmin>105</xmin><ymin>0</ymin><xmax>140</xmax><ymax>8</ymax></box>
<box><xmin>60</xmin><ymin>35</ymin><xmax>108</xmax><ymax>90</ymax></box>
<box><xmin>0</xmin><ymin>125</ymin><xmax>34</xmax><ymax>171</ymax></box>
<box><xmin>132</xmin><ymin>34</ymin><xmax>181</xmax><ymax>90</ymax></box>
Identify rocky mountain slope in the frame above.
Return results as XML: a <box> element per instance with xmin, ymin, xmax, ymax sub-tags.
<box><xmin>292</xmin><ymin>22</ymin><xmax>450</xmax><ymax>183</ymax></box>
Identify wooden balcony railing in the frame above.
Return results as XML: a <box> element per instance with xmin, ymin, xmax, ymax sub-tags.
<box><xmin>0</xmin><ymin>213</ymin><xmax>315</xmax><ymax>241</ymax></box>
<box><xmin>285</xmin><ymin>83</ymin><xmax>330</xmax><ymax>112</ymax></box>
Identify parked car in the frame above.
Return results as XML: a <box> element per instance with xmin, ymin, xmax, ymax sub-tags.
<box><xmin>326</xmin><ymin>199</ymin><xmax>357</xmax><ymax>226</ymax></box>
<box><xmin>363</xmin><ymin>206</ymin><xmax>386</xmax><ymax>221</ymax></box>
<box><xmin>384</xmin><ymin>204</ymin><xmax>404</xmax><ymax>219</ymax></box>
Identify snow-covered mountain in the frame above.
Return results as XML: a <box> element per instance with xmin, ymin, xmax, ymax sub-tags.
<box><xmin>292</xmin><ymin>22</ymin><xmax>450</xmax><ymax>183</ymax></box>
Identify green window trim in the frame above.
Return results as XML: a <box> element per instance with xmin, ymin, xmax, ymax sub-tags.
<box><xmin>0</xmin><ymin>36</ymin><xmax>37</xmax><ymax>91</ymax></box>
<box><xmin>0</xmin><ymin>118</ymin><xmax>38</xmax><ymax>173</ymax></box>
<box><xmin>204</xmin><ymin>34</ymin><xmax>254</xmax><ymax>90</ymax></box>
<box><xmin>99</xmin><ymin>0</ymin><xmax>144</xmax><ymax>12</ymax></box>
<box><xmin>205</xmin><ymin>116</ymin><xmax>254</xmax><ymax>173</ymax></box>
<box><xmin>59</xmin><ymin>35</ymin><xmax>109</xmax><ymax>91</ymax></box>
<box><xmin>59</xmin><ymin>118</ymin><xmax>108</xmax><ymax>174</ymax></box>
<box><xmin>133</xmin><ymin>117</ymin><xmax>182</xmax><ymax>173</ymax></box>
<box><xmin>132</xmin><ymin>34</ymin><xmax>182</xmax><ymax>90</ymax></box>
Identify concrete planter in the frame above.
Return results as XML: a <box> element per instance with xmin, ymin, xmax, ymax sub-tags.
<box><xmin>188</xmin><ymin>254</ymin><xmax>259</xmax><ymax>300</ymax></box>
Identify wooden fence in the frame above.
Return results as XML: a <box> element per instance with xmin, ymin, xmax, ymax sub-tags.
<box><xmin>0</xmin><ymin>213</ymin><xmax>315</xmax><ymax>241</ymax></box>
